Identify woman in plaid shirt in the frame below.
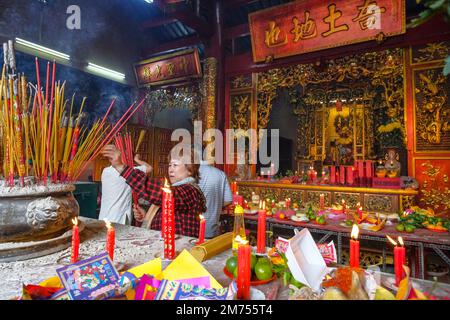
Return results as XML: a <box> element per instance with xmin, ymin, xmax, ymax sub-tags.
<box><xmin>101</xmin><ymin>144</ymin><xmax>206</xmax><ymax>237</ymax></box>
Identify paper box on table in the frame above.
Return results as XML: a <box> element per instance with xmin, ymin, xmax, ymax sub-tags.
<box><xmin>285</xmin><ymin>228</ymin><xmax>329</xmax><ymax>292</ymax></box>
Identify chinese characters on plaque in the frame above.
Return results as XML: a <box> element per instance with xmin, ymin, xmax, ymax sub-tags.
<box><xmin>249</xmin><ymin>0</ymin><xmax>405</xmax><ymax>62</ymax></box>
<box><xmin>134</xmin><ymin>48</ymin><xmax>202</xmax><ymax>87</ymax></box>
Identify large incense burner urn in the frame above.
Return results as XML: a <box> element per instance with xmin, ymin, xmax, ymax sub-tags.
<box><xmin>0</xmin><ymin>183</ymin><xmax>79</xmax><ymax>243</ymax></box>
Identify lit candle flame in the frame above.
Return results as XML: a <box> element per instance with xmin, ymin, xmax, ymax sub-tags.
<box><xmin>104</xmin><ymin>219</ymin><xmax>112</xmax><ymax>229</ymax></box>
<box><xmin>398</xmin><ymin>236</ymin><xmax>404</xmax><ymax>247</ymax></box>
<box><xmin>72</xmin><ymin>217</ymin><xmax>78</xmax><ymax>226</ymax></box>
<box><xmin>356</xmin><ymin>202</ymin><xmax>361</xmax><ymax>207</ymax></box>
<box><xmin>162</xmin><ymin>177</ymin><xmax>172</xmax><ymax>193</ymax></box>
<box><xmin>351</xmin><ymin>224</ymin><xmax>359</xmax><ymax>239</ymax></box>
<box><xmin>386</xmin><ymin>235</ymin><xmax>397</xmax><ymax>246</ymax></box>
<box><xmin>263</xmin><ymin>200</ymin><xmax>266</xmax><ymax>210</ymax></box>
<box><xmin>235</xmin><ymin>235</ymin><xmax>248</xmax><ymax>245</ymax></box>
<box><xmin>259</xmin><ymin>200</ymin><xmax>262</xmax><ymax>209</ymax></box>
<box><xmin>199</xmin><ymin>214</ymin><xmax>205</xmax><ymax>220</ymax></box>
<box><xmin>236</xmin><ymin>191</ymin><xmax>239</xmax><ymax>195</ymax></box>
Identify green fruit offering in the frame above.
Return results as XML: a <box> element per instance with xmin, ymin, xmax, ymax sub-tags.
<box><xmin>345</xmin><ymin>220</ymin><xmax>353</xmax><ymax>227</ymax></box>
<box><xmin>233</xmin><ymin>266</ymin><xmax>238</xmax><ymax>279</ymax></box>
<box><xmin>226</xmin><ymin>256</ymin><xmax>238</xmax><ymax>274</ymax></box>
<box><xmin>250</xmin><ymin>255</ymin><xmax>257</xmax><ymax>271</ymax></box>
<box><xmin>257</xmin><ymin>257</ymin><xmax>271</xmax><ymax>265</ymax></box>
<box><xmin>254</xmin><ymin>262</ymin><xmax>273</xmax><ymax>281</ymax></box>
<box><xmin>405</xmin><ymin>225</ymin><xmax>415</xmax><ymax>233</ymax></box>
<box><xmin>396</xmin><ymin>224</ymin><xmax>405</xmax><ymax>232</ymax></box>
<box><xmin>316</xmin><ymin>216</ymin><xmax>326</xmax><ymax>225</ymax></box>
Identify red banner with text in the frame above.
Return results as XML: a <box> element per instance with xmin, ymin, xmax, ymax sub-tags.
<box><xmin>249</xmin><ymin>0</ymin><xmax>405</xmax><ymax>62</ymax></box>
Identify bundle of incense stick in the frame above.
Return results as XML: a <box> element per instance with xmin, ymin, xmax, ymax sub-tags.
<box><xmin>114</xmin><ymin>132</ymin><xmax>139</xmax><ymax>204</ymax></box>
<box><xmin>0</xmin><ymin>42</ymin><xmax>146</xmax><ymax>187</ymax></box>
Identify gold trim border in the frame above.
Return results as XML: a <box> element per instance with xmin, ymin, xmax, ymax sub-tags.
<box><xmin>237</xmin><ymin>181</ymin><xmax>418</xmax><ymax>196</ymax></box>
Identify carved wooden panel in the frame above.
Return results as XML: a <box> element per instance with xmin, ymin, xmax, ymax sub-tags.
<box><xmin>306</xmin><ymin>191</ymin><xmax>331</xmax><ymax>207</ymax></box>
<box><xmin>230</xmin><ymin>92</ymin><xmax>252</xmax><ymax>131</ymax></box>
<box><xmin>334</xmin><ymin>192</ymin><xmax>361</xmax><ymax>209</ymax></box>
<box><xmin>364</xmin><ymin>194</ymin><xmax>396</xmax><ymax>213</ymax></box>
<box><xmin>230</xmin><ymin>74</ymin><xmax>253</xmax><ymax>90</ymax></box>
<box><xmin>413</xmin><ymin>66</ymin><xmax>450</xmax><ymax>152</ymax></box>
<box><xmin>411</xmin><ymin>41</ymin><xmax>450</xmax><ymax>65</ymax></box>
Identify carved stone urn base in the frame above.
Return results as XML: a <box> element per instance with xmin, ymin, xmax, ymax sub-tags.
<box><xmin>0</xmin><ymin>221</ymin><xmax>85</xmax><ymax>263</ymax></box>
<box><xmin>0</xmin><ymin>183</ymin><xmax>80</xmax><ymax>261</ymax></box>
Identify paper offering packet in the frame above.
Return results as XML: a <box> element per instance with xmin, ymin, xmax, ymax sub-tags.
<box><xmin>317</xmin><ymin>241</ymin><xmax>337</xmax><ymax>265</ymax></box>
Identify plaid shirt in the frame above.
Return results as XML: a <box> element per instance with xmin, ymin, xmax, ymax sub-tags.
<box><xmin>121</xmin><ymin>166</ymin><xmax>206</xmax><ymax>237</ymax></box>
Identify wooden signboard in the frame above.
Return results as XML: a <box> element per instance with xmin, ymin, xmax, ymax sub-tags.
<box><xmin>134</xmin><ymin>48</ymin><xmax>202</xmax><ymax>87</ymax></box>
<box><xmin>249</xmin><ymin>0</ymin><xmax>405</xmax><ymax>62</ymax></box>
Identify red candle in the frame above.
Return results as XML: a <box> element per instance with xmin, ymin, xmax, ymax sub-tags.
<box><xmin>162</xmin><ymin>179</ymin><xmax>175</xmax><ymax>260</ymax></box>
<box><xmin>340</xmin><ymin>166</ymin><xmax>346</xmax><ymax>185</ymax></box>
<box><xmin>366</xmin><ymin>160</ymin><xmax>373</xmax><ymax>178</ymax></box>
<box><xmin>319</xmin><ymin>193</ymin><xmax>325</xmax><ymax>211</ymax></box>
<box><xmin>366</xmin><ymin>160</ymin><xmax>373</xmax><ymax>187</ymax></box>
<box><xmin>387</xmin><ymin>235</ymin><xmax>406</xmax><ymax>286</ymax></box>
<box><xmin>330</xmin><ymin>166</ymin><xmax>336</xmax><ymax>184</ymax></box>
<box><xmin>285</xmin><ymin>198</ymin><xmax>291</xmax><ymax>209</ymax></box>
<box><xmin>257</xmin><ymin>201</ymin><xmax>266</xmax><ymax>254</ymax></box>
<box><xmin>358</xmin><ymin>160</ymin><xmax>364</xmax><ymax>178</ymax></box>
<box><xmin>233</xmin><ymin>192</ymin><xmax>244</xmax><ymax>206</ymax></box>
<box><xmin>197</xmin><ymin>215</ymin><xmax>206</xmax><ymax>245</ymax></box>
<box><xmin>105</xmin><ymin>219</ymin><xmax>115</xmax><ymax>261</ymax></box>
<box><xmin>231</xmin><ymin>181</ymin><xmax>237</xmax><ymax>194</ymax></box>
<box><xmin>350</xmin><ymin>224</ymin><xmax>360</xmax><ymax>268</ymax></box>
<box><xmin>346</xmin><ymin>167</ymin><xmax>354</xmax><ymax>185</ymax></box>
<box><xmin>236</xmin><ymin>236</ymin><xmax>251</xmax><ymax>300</ymax></box>
<box><xmin>71</xmin><ymin>217</ymin><xmax>79</xmax><ymax>263</ymax></box>
<box><xmin>356</xmin><ymin>202</ymin><xmax>362</xmax><ymax>219</ymax></box>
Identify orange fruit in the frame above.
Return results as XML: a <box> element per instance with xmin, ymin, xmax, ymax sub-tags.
<box><xmin>279</xmin><ymin>213</ymin><xmax>285</xmax><ymax>219</ymax></box>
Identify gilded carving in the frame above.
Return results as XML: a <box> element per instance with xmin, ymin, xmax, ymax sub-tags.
<box><xmin>414</xmin><ymin>68</ymin><xmax>450</xmax><ymax>150</ymax></box>
<box><xmin>238</xmin><ymin>186</ymin><xmax>253</xmax><ymax>201</ymax></box>
<box><xmin>334</xmin><ymin>192</ymin><xmax>360</xmax><ymax>209</ymax></box>
<box><xmin>419</xmin><ymin>162</ymin><xmax>450</xmax><ymax>211</ymax></box>
<box><xmin>201</xmin><ymin>57</ymin><xmax>217</xmax><ymax>131</ymax></box>
<box><xmin>143</xmin><ymin>85</ymin><xmax>202</xmax><ymax>126</ymax></box>
<box><xmin>230</xmin><ymin>93</ymin><xmax>252</xmax><ymax>131</ymax></box>
<box><xmin>306</xmin><ymin>191</ymin><xmax>331</xmax><ymax>207</ymax></box>
<box><xmin>412</xmin><ymin>42</ymin><xmax>450</xmax><ymax>64</ymax></box>
<box><xmin>257</xmin><ymin>49</ymin><xmax>405</xmax><ymax>161</ymax></box>
<box><xmin>365</xmin><ymin>195</ymin><xmax>394</xmax><ymax>212</ymax></box>
<box><xmin>401</xmin><ymin>195</ymin><xmax>416</xmax><ymax>211</ymax></box>
<box><xmin>279</xmin><ymin>189</ymin><xmax>304</xmax><ymax>205</ymax></box>
<box><xmin>231</xmin><ymin>74</ymin><xmax>252</xmax><ymax>90</ymax></box>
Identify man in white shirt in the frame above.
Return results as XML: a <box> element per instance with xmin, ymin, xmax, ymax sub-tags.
<box><xmin>98</xmin><ymin>155</ymin><xmax>151</xmax><ymax>225</ymax></box>
<box><xmin>198</xmin><ymin>159</ymin><xmax>233</xmax><ymax>239</ymax></box>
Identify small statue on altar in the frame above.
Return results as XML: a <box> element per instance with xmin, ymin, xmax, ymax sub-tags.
<box><xmin>384</xmin><ymin>148</ymin><xmax>401</xmax><ymax>178</ymax></box>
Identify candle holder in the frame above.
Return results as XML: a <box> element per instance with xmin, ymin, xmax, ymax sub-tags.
<box><xmin>153</xmin><ymin>250</ymin><xmax>181</xmax><ymax>261</ymax></box>
<box><xmin>57</xmin><ymin>253</ymin><xmax>90</xmax><ymax>266</ymax></box>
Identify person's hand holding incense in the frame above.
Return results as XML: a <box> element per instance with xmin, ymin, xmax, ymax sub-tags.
<box><xmin>101</xmin><ymin>144</ymin><xmax>125</xmax><ymax>173</ymax></box>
